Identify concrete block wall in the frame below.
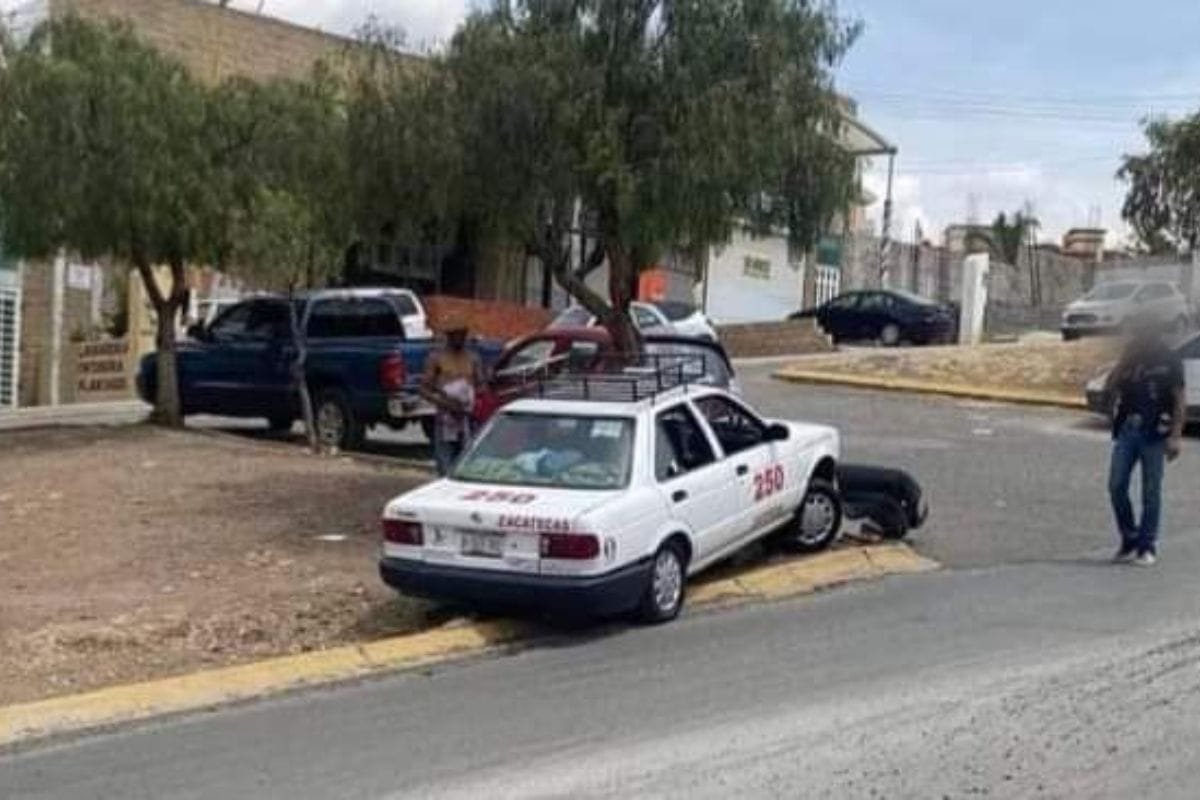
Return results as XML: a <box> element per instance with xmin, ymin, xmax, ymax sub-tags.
<box><xmin>52</xmin><ymin>0</ymin><xmax>353</xmax><ymax>85</ymax></box>
<box><xmin>17</xmin><ymin>261</ymin><xmax>96</xmax><ymax>407</ymax></box>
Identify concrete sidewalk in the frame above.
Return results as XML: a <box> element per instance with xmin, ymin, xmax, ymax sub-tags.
<box><xmin>0</xmin><ymin>401</ymin><xmax>147</xmax><ymax>431</ymax></box>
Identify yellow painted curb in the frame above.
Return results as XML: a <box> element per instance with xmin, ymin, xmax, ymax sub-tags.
<box><xmin>0</xmin><ymin>544</ymin><xmax>937</xmax><ymax>749</ymax></box>
<box><xmin>690</xmin><ymin>543</ymin><xmax>938</xmax><ymax>606</ymax></box>
<box><xmin>773</xmin><ymin>368</ymin><xmax>1086</xmax><ymax>410</ymax></box>
<box><xmin>0</xmin><ymin>620</ymin><xmax>527</xmax><ymax>750</ymax></box>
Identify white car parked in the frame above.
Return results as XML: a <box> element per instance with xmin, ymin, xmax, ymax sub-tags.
<box><xmin>379</xmin><ymin>369</ymin><xmax>840</xmax><ymax>623</ymax></box>
<box><xmin>1062</xmin><ymin>280</ymin><xmax>1192</xmax><ymax>341</ymax></box>
<box><xmin>551</xmin><ymin>300</ymin><xmax>719</xmax><ymax>342</ymax></box>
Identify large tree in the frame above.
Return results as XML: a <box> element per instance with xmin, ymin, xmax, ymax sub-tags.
<box><xmin>447</xmin><ymin>0</ymin><xmax>861</xmax><ymax>352</ymax></box>
<box><xmin>1119</xmin><ymin>115</ymin><xmax>1200</xmax><ymax>256</ymax></box>
<box><xmin>343</xmin><ymin>25</ymin><xmax>464</xmax><ymax>278</ymax></box>
<box><xmin>0</xmin><ymin>16</ymin><xmax>225</xmax><ymax>424</ymax></box>
<box><xmin>212</xmin><ymin>67</ymin><xmax>350</xmax><ymax>290</ymax></box>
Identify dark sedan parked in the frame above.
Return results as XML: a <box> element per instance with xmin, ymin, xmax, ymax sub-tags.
<box><xmin>791</xmin><ymin>289</ymin><xmax>956</xmax><ymax>346</ymax></box>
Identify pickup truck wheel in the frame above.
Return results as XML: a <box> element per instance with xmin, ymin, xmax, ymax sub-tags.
<box><xmin>637</xmin><ymin>541</ymin><xmax>687</xmax><ymax>625</ymax></box>
<box><xmin>313</xmin><ymin>389</ymin><xmax>364</xmax><ymax>451</ymax></box>
<box><xmin>785</xmin><ymin>479</ymin><xmax>843</xmax><ymax>554</ymax></box>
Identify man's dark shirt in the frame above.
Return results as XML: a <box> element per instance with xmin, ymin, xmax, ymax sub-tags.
<box><xmin>1112</xmin><ymin>343</ymin><xmax>1184</xmax><ymax>440</ymax></box>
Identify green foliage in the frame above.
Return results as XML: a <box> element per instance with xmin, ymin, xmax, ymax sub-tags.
<box><xmin>1119</xmin><ymin>116</ymin><xmax>1200</xmax><ymax>255</ymax></box>
<box><xmin>981</xmin><ymin>211</ymin><xmax>1038</xmax><ymax>267</ymax></box>
<box><xmin>211</xmin><ymin>67</ymin><xmax>351</xmax><ymax>289</ymax></box>
<box><xmin>447</xmin><ymin>0</ymin><xmax>860</xmax><ymax>332</ymax></box>
<box><xmin>344</xmin><ymin>22</ymin><xmax>463</xmax><ymax>253</ymax></box>
<box><xmin>0</xmin><ymin>16</ymin><xmax>218</xmax><ymax>272</ymax></box>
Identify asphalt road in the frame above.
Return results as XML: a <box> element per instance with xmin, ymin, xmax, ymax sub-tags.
<box><xmin>7</xmin><ymin>370</ymin><xmax>1200</xmax><ymax>798</ymax></box>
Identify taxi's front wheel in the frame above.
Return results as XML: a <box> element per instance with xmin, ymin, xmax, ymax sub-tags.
<box><xmin>637</xmin><ymin>540</ymin><xmax>688</xmax><ymax>624</ymax></box>
<box><xmin>785</xmin><ymin>479</ymin><xmax>843</xmax><ymax>554</ymax></box>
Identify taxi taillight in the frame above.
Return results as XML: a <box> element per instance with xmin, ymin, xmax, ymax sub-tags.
<box><xmin>379</xmin><ymin>353</ymin><xmax>406</xmax><ymax>393</ymax></box>
<box><xmin>540</xmin><ymin>533</ymin><xmax>599</xmax><ymax>560</ymax></box>
<box><xmin>382</xmin><ymin>519</ymin><xmax>423</xmax><ymax>545</ymax></box>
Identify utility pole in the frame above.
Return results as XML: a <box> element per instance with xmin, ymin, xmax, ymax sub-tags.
<box><xmin>878</xmin><ymin>150</ymin><xmax>897</xmax><ymax>288</ymax></box>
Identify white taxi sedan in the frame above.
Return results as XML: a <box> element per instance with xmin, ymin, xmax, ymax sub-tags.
<box><xmin>379</xmin><ymin>383</ymin><xmax>840</xmax><ymax>623</ymax></box>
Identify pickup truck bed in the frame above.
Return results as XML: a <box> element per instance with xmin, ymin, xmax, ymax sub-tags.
<box><xmin>137</xmin><ymin>292</ymin><xmax>502</xmax><ymax>450</ymax></box>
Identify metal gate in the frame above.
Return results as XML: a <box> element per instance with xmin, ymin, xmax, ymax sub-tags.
<box><xmin>0</xmin><ymin>267</ymin><xmax>20</xmax><ymax>409</ymax></box>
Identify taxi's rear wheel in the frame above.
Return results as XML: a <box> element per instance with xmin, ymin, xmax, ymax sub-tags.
<box><xmin>786</xmin><ymin>479</ymin><xmax>843</xmax><ymax>554</ymax></box>
<box><xmin>638</xmin><ymin>540</ymin><xmax>688</xmax><ymax>624</ymax></box>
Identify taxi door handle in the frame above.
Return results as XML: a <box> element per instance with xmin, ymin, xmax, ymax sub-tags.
<box><xmin>736</xmin><ymin>465</ymin><xmax>750</xmax><ymax>477</ymax></box>
<box><xmin>672</xmin><ymin>490</ymin><xmax>689</xmax><ymax>503</ymax></box>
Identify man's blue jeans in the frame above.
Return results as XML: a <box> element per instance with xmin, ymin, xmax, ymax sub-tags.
<box><xmin>1109</xmin><ymin>423</ymin><xmax>1166</xmax><ymax>555</ymax></box>
<box><xmin>433</xmin><ymin>422</ymin><xmax>472</xmax><ymax>477</ymax></box>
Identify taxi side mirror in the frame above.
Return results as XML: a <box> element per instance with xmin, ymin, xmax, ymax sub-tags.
<box><xmin>765</xmin><ymin>423</ymin><xmax>790</xmax><ymax>442</ymax></box>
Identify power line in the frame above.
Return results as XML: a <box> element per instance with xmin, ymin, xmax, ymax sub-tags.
<box><xmin>850</xmin><ymin>84</ymin><xmax>1200</xmax><ymax>109</ymax></box>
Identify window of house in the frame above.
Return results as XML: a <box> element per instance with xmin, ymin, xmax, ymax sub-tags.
<box><xmin>743</xmin><ymin>255</ymin><xmax>772</xmax><ymax>280</ymax></box>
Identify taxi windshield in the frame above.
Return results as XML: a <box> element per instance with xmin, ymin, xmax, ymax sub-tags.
<box><xmin>453</xmin><ymin>413</ymin><xmax>635</xmax><ymax>490</ymax></box>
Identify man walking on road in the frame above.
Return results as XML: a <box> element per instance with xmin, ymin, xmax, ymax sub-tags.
<box><xmin>421</xmin><ymin>316</ymin><xmax>484</xmax><ymax>476</ymax></box>
<box><xmin>1106</xmin><ymin>325</ymin><xmax>1186</xmax><ymax>566</ymax></box>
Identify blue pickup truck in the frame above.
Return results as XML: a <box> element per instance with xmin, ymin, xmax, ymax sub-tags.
<box><xmin>137</xmin><ymin>289</ymin><xmax>503</xmax><ymax>450</ymax></box>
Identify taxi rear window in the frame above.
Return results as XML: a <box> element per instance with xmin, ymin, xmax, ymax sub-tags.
<box><xmin>454</xmin><ymin>413</ymin><xmax>635</xmax><ymax>490</ymax></box>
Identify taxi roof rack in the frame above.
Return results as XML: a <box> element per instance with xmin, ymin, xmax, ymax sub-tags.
<box><xmin>533</xmin><ymin>353</ymin><xmax>712</xmax><ymax>404</ymax></box>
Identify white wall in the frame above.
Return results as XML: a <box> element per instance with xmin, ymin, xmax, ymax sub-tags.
<box><xmin>702</xmin><ymin>228</ymin><xmax>803</xmax><ymax>324</ymax></box>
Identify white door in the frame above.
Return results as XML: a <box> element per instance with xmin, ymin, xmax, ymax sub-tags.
<box><xmin>691</xmin><ymin>395</ymin><xmax>794</xmax><ymax>548</ymax></box>
<box><xmin>654</xmin><ymin>404</ymin><xmax>743</xmax><ymax>564</ymax></box>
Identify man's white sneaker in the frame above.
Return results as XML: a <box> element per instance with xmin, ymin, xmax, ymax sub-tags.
<box><xmin>1133</xmin><ymin>552</ymin><xmax>1158</xmax><ymax>567</ymax></box>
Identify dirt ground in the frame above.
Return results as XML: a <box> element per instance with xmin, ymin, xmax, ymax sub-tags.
<box><xmin>786</xmin><ymin>338</ymin><xmax>1120</xmax><ymax>397</ymax></box>
<box><xmin>0</xmin><ymin>425</ymin><xmax>437</xmax><ymax>706</ymax></box>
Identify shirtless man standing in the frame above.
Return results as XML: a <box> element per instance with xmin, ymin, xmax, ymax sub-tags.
<box><xmin>421</xmin><ymin>316</ymin><xmax>484</xmax><ymax>475</ymax></box>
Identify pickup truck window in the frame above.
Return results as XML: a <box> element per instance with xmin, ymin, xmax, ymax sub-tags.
<box><xmin>208</xmin><ymin>300</ymin><xmax>290</xmax><ymax>342</ymax></box>
<box><xmin>209</xmin><ymin>303</ymin><xmax>254</xmax><ymax>340</ymax></box>
<box><xmin>307</xmin><ymin>298</ymin><xmax>404</xmax><ymax>339</ymax></box>
<box><xmin>387</xmin><ymin>292</ymin><xmax>419</xmax><ymax>316</ymax></box>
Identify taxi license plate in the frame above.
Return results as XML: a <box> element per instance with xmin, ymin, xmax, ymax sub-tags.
<box><xmin>461</xmin><ymin>532</ymin><xmax>504</xmax><ymax>559</ymax></box>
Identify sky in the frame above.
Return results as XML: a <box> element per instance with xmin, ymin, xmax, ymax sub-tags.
<box><xmin>5</xmin><ymin>0</ymin><xmax>1200</xmax><ymax>247</ymax></box>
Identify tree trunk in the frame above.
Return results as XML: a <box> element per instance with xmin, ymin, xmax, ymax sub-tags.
<box><xmin>152</xmin><ymin>307</ymin><xmax>183</xmax><ymax>426</ymax></box>
<box><xmin>134</xmin><ymin>259</ymin><xmax>186</xmax><ymax>427</ymax></box>
<box><xmin>602</xmin><ymin>245</ymin><xmax>641</xmax><ymax>360</ymax></box>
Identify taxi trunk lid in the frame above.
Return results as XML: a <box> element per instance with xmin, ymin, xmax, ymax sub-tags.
<box><xmin>385</xmin><ymin>481</ymin><xmax>613</xmax><ymax>573</ymax></box>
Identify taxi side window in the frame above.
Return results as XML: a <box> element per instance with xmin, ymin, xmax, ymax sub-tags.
<box><xmin>655</xmin><ymin>405</ymin><xmax>716</xmax><ymax>481</ymax></box>
<box><xmin>695</xmin><ymin>395</ymin><xmax>765</xmax><ymax>456</ymax></box>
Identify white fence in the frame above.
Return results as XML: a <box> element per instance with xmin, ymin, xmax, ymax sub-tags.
<box><xmin>814</xmin><ymin>264</ymin><xmax>841</xmax><ymax>306</ymax></box>
<box><xmin>0</xmin><ymin>268</ymin><xmax>21</xmax><ymax>409</ymax></box>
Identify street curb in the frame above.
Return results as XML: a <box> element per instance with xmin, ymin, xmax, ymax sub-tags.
<box><xmin>773</xmin><ymin>368</ymin><xmax>1087</xmax><ymax>410</ymax></box>
<box><xmin>0</xmin><ymin>544</ymin><xmax>936</xmax><ymax>750</ymax></box>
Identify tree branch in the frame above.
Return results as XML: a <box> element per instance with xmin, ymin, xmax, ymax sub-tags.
<box><xmin>575</xmin><ymin>237</ymin><xmax>607</xmax><ymax>280</ymax></box>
